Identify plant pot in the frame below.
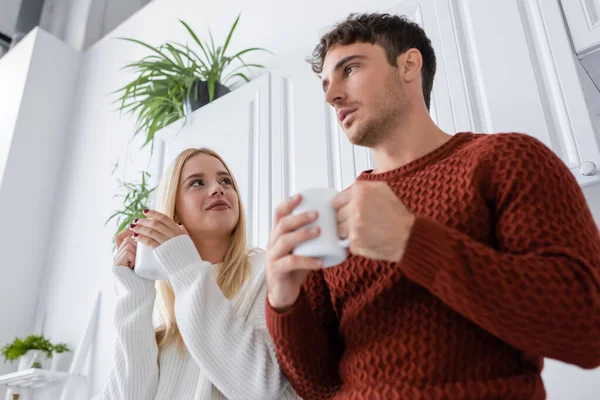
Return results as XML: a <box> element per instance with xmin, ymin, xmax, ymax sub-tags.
<box><xmin>183</xmin><ymin>80</ymin><xmax>230</xmax><ymax>115</ymax></box>
<box><xmin>17</xmin><ymin>350</ymin><xmax>50</xmax><ymax>371</ymax></box>
<box><xmin>50</xmin><ymin>352</ymin><xmax>73</xmax><ymax>372</ymax></box>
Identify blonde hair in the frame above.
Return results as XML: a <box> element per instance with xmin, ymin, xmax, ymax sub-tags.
<box><xmin>153</xmin><ymin>148</ymin><xmax>251</xmax><ymax>350</ymax></box>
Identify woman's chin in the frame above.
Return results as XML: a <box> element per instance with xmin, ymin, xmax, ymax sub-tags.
<box><xmin>198</xmin><ymin>217</ymin><xmax>236</xmax><ymax>235</ymax></box>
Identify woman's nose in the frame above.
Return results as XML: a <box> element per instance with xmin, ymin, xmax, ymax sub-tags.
<box><xmin>210</xmin><ymin>183</ymin><xmax>225</xmax><ymax>196</ymax></box>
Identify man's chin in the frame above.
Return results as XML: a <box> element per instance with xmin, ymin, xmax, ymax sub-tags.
<box><xmin>346</xmin><ymin>129</ymin><xmax>368</xmax><ymax>146</ymax></box>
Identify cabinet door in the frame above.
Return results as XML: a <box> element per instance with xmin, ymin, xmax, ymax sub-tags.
<box><xmin>560</xmin><ymin>0</ymin><xmax>600</xmax><ymax>54</ymax></box>
<box><xmin>461</xmin><ymin>0</ymin><xmax>600</xmax><ymax>186</ymax></box>
<box><xmin>153</xmin><ymin>74</ymin><xmax>271</xmax><ymax>248</ymax></box>
<box><xmin>270</xmin><ymin>62</ymin><xmax>348</xmax><ymax>209</ymax></box>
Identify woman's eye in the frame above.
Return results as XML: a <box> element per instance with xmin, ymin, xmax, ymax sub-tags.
<box><xmin>190</xmin><ymin>179</ymin><xmax>204</xmax><ymax>187</ymax></box>
<box><xmin>221</xmin><ymin>177</ymin><xmax>233</xmax><ymax>186</ymax></box>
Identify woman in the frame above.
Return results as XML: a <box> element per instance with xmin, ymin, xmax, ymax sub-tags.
<box><xmin>103</xmin><ymin>148</ymin><xmax>298</xmax><ymax>400</ymax></box>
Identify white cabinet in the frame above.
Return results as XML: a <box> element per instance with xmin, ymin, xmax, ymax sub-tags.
<box><xmin>393</xmin><ymin>0</ymin><xmax>472</xmax><ymax>134</ymax></box>
<box><xmin>560</xmin><ymin>0</ymin><xmax>600</xmax><ymax>54</ymax></box>
<box><xmin>270</xmin><ymin>63</ymin><xmax>364</xmax><ymax>202</ymax></box>
<box><xmin>271</xmin><ymin>0</ymin><xmax>600</xmax><ymax>191</ymax></box>
<box><xmin>561</xmin><ymin>0</ymin><xmax>600</xmax><ymax>113</ymax></box>
<box><xmin>153</xmin><ymin>74</ymin><xmax>272</xmax><ymax>249</ymax></box>
<box><xmin>459</xmin><ymin>0</ymin><xmax>600</xmax><ymax>186</ymax></box>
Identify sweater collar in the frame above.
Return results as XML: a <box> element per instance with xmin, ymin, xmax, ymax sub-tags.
<box><xmin>358</xmin><ymin>132</ymin><xmax>475</xmax><ymax>181</ymax></box>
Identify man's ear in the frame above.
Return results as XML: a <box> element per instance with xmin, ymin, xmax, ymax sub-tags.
<box><xmin>401</xmin><ymin>48</ymin><xmax>423</xmax><ymax>82</ymax></box>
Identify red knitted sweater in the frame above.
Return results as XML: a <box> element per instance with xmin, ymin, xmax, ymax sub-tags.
<box><xmin>266</xmin><ymin>132</ymin><xmax>600</xmax><ymax>400</ymax></box>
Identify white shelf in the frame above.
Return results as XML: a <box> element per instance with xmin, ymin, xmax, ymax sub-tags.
<box><xmin>0</xmin><ymin>369</ymin><xmax>70</xmax><ymax>389</ymax></box>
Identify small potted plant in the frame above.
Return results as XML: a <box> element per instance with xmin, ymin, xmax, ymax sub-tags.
<box><xmin>106</xmin><ymin>171</ymin><xmax>156</xmax><ymax>242</ymax></box>
<box><xmin>1</xmin><ymin>335</ymin><xmax>53</xmax><ymax>370</ymax></box>
<box><xmin>113</xmin><ymin>13</ymin><xmax>270</xmax><ymax>150</ymax></box>
<box><xmin>50</xmin><ymin>343</ymin><xmax>72</xmax><ymax>372</ymax></box>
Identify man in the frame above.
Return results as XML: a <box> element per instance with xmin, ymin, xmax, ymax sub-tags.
<box><xmin>265</xmin><ymin>13</ymin><xmax>600</xmax><ymax>400</ymax></box>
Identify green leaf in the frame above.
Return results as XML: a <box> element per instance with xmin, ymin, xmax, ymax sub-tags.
<box><xmin>224</xmin><ymin>72</ymin><xmax>251</xmax><ymax>85</ymax></box>
<box><xmin>163</xmin><ymin>44</ymin><xmax>185</xmax><ymax>67</ymax></box>
<box><xmin>229</xmin><ymin>47</ymin><xmax>272</xmax><ymax>60</ymax></box>
<box><xmin>118</xmin><ymin>38</ymin><xmax>178</xmax><ymax>67</ymax></box>
<box><xmin>208</xmin><ymin>27</ymin><xmax>217</xmax><ymax>59</ymax></box>
<box><xmin>207</xmin><ymin>79</ymin><xmax>216</xmax><ymax>102</ymax></box>
<box><xmin>166</xmin><ymin>43</ymin><xmax>204</xmax><ymax>70</ymax></box>
<box><xmin>106</xmin><ymin>172</ymin><xmax>157</xmax><ymax>240</ymax></box>
<box><xmin>179</xmin><ymin>20</ymin><xmax>212</xmax><ymax>66</ymax></box>
<box><xmin>221</xmin><ymin>14</ymin><xmax>241</xmax><ymax>58</ymax></box>
<box><xmin>222</xmin><ymin>63</ymin><xmax>264</xmax><ymax>82</ymax></box>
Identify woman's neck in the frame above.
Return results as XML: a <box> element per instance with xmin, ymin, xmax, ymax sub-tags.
<box><xmin>189</xmin><ymin>233</ymin><xmax>230</xmax><ymax>264</ymax></box>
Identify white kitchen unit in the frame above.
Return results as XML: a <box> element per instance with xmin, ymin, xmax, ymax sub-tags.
<box><xmin>560</xmin><ymin>0</ymin><xmax>600</xmax><ymax>118</ymax></box>
<box><xmin>560</xmin><ymin>0</ymin><xmax>600</xmax><ymax>54</ymax></box>
<box><xmin>270</xmin><ymin>0</ymin><xmax>600</xmax><ymax>188</ymax></box>
<box><xmin>455</xmin><ymin>0</ymin><xmax>599</xmax><ymax>186</ymax></box>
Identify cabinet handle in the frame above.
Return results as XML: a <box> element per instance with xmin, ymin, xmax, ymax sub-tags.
<box><xmin>579</xmin><ymin>161</ymin><xmax>597</xmax><ymax>177</ymax></box>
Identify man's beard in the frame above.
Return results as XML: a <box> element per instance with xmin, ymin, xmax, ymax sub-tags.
<box><xmin>348</xmin><ymin>73</ymin><xmax>408</xmax><ymax>148</ymax></box>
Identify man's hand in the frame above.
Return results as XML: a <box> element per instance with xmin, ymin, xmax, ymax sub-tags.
<box><xmin>333</xmin><ymin>181</ymin><xmax>415</xmax><ymax>262</ymax></box>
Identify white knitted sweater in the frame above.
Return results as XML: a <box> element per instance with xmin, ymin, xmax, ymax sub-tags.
<box><xmin>101</xmin><ymin>235</ymin><xmax>298</xmax><ymax>400</ymax></box>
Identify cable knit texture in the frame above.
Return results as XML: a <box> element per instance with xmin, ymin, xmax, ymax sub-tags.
<box><xmin>102</xmin><ymin>235</ymin><xmax>298</xmax><ymax>400</ymax></box>
<box><xmin>266</xmin><ymin>132</ymin><xmax>600</xmax><ymax>400</ymax></box>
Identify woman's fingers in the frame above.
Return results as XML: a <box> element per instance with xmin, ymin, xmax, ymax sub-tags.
<box><xmin>134</xmin><ymin>233</ymin><xmax>161</xmax><ymax>250</ymax></box>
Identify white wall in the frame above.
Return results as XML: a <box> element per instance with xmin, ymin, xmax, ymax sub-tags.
<box><xmin>40</xmin><ymin>0</ymin><xmax>153</xmax><ymax>51</ymax></box>
<box><xmin>101</xmin><ymin>0</ymin><xmax>153</xmax><ymax>38</ymax></box>
<box><xmin>0</xmin><ymin>28</ymin><xmax>80</xmax><ymax>398</ymax></box>
<box><xmin>0</xmin><ymin>28</ymin><xmax>32</xmax><ymax>186</ymax></box>
<box><xmin>32</xmin><ymin>0</ymin><xmax>600</xmax><ymax>398</ymax></box>
<box><xmin>0</xmin><ymin>28</ymin><xmax>35</xmax><ymax>386</ymax></box>
<box><xmin>0</xmin><ymin>0</ymin><xmax>22</xmax><ymax>36</ymax></box>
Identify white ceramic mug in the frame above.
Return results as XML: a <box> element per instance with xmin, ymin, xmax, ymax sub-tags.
<box><xmin>292</xmin><ymin>187</ymin><xmax>349</xmax><ymax>268</ymax></box>
<box><xmin>134</xmin><ymin>241</ymin><xmax>168</xmax><ymax>280</ymax></box>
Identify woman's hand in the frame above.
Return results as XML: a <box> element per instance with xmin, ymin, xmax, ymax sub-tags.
<box><xmin>129</xmin><ymin>210</ymin><xmax>188</xmax><ymax>249</ymax></box>
<box><xmin>113</xmin><ymin>232</ymin><xmax>137</xmax><ymax>268</ymax></box>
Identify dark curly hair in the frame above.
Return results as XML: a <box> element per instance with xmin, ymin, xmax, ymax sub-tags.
<box><xmin>310</xmin><ymin>13</ymin><xmax>437</xmax><ymax>110</ymax></box>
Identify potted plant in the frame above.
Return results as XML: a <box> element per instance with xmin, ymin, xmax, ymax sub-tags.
<box><xmin>114</xmin><ymin>13</ymin><xmax>269</xmax><ymax>149</ymax></box>
<box><xmin>1</xmin><ymin>335</ymin><xmax>53</xmax><ymax>370</ymax></box>
<box><xmin>106</xmin><ymin>171</ymin><xmax>156</xmax><ymax>241</ymax></box>
<box><xmin>50</xmin><ymin>343</ymin><xmax>72</xmax><ymax>372</ymax></box>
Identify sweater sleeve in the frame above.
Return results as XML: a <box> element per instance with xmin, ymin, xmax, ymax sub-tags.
<box><xmin>400</xmin><ymin>134</ymin><xmax>600</xmax><ymax>369</ymax></box>
<box><xmin>102</xmin><ymin>266</ymin><xmax>159</xmax><ymax>400</ymax></box>
<box><xmin>265</xmin><ymin>270</ymin><xmax>344</xmax><ymax>400</ymax></box>
<box><xmin>153</xmin><ymin>235</ymin><xmax>293</xmax><ymax>400</ymax></box>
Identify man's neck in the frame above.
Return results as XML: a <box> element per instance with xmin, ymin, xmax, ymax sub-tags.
<box><xmin>371</xmin><ymin>106</ymin><xmax>452</xmax><ymax>173</ymax></box>
<box><xmin>189</xmin><ymin>233</ymin><xmax>230</xmax><ymax>264</ymax></box>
